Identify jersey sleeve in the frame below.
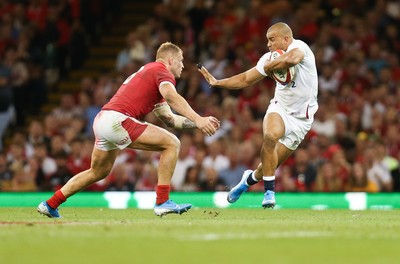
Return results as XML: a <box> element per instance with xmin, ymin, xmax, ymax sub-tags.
<box><xmin>255</xmin><ymin>52</ymin><xmax>271</xmax><ymax>76</ymax></box>
<box><xmin>155</xmin><ymin>66</ymin><xmax>176</xmax><ymax>89</ymax></box>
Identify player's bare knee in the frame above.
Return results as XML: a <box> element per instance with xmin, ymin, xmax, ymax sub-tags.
<box><xmin>263</xmin><ymin>132</ymin><xmax>279</xmax><ymax>147</ymax></box>
<box><xmin>91</xmin><ymin>162</ymin><xmax>113</xmax><ymax>180</ymax></box>
<box><xmin>88</xmin><ymin>169</ymin><xmax>107</xmax><ymax>181</ymax></box>
<box><xmin>162</xmin><ymin>134</ymin><xmax>180</xmax><ymax>153</ymax></box>
<box><xmin>170</xmin><ymin>134</ymin><xmax>181</xmax><ymax>152</ymax></box>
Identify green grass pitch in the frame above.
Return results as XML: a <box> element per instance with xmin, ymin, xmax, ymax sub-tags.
<box><xmin>1</xmin><ymin>207</ymin><xmax>399</xmax><ymax>264</ymax></box>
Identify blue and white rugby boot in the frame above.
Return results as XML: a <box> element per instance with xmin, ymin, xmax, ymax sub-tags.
<box><xmin>262</xmin><ymin>190</ymin><xmax>276</xmax><ymax>209</ymax></box>
<box><xmin>37</xmin><ymin>201</ymin><xmax>61</xmax><ymax>218</ymax></box>
<box><xmin>227</xmin><ymin>170</ymin><xmax>252</xmax><ymax>203</ymax></box>
<box><xmin>154</xmin><ymin>200</ymin><xmax>192</xmax><ymax>217</ymax></box>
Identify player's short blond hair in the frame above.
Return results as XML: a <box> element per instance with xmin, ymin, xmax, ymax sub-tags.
<box><xmin>156</xmin><ymin>42</ymin><xmax>182</xmax><ymax>60</ymax></box>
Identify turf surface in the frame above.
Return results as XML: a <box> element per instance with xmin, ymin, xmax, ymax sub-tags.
<box><xmin>1</xmin><ymin>207</ymin><xmax>399</xmax><ymax>264</ymax></box>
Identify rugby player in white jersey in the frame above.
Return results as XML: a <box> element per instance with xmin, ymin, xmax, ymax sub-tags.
<box><xmin>198</xmin><ymin>22</ymin><xmax>318</xmax><ymax>208</ymax></box>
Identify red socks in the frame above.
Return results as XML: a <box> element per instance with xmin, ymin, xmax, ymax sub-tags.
<box><xmin>46</xmin><ymin>186</ymin><xmax>170</xmax><ymax>208</ymax></box>
<box><xmin>156</xmin><ymin>185</ymin><xmax>170</xmax><ymax>205</ymax></box>
<box><xmin>46</xmin><ymin>190</ymin><xmax>66</xmax><ymax>209</ymax></box>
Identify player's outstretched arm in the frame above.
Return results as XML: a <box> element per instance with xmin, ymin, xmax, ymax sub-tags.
<box><xmin>159</xmin><ymin>83</ymin><xmax>220</xmax><ymax>136</ymax></box>
<box><xmin>197</xmin><ymin>63</ymin><xmax>264</xmax><ymax>90</ymax></box>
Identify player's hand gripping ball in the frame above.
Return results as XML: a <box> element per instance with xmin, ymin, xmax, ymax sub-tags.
<box><xmin>269</xmin><ymin>50</ymin><xmax>295</xmax><ymax>85</ymax></box>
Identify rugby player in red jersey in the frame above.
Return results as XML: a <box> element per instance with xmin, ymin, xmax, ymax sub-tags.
<box><xmin>38</xmin><ymin>42</ymin><xmax>220</xmax><ymax>217</ymax></box>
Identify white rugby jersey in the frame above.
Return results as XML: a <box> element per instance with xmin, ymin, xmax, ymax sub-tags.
<box><xmin>256</xmin><ymin>39</ymin><xmax>318</xmax><ymax>119</ymax></box>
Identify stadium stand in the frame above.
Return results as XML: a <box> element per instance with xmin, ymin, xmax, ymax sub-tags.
<box><xmin>1</xmin><ymin>0</ymin><xmax>399</xmax><ymax>193</ymax></box>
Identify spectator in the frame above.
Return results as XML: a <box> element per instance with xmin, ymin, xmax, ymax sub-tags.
<box><xmin>66</xmin><ymin>137</ymin><xmax>90</xmax><ymax>176</ymax></box>
<box><xmin>385</xmin><ymin>124</ymin><xmax>400</xmax><ymax>164</ymax></box>
<box><xmin>199</xmin><ymin>167</ymin><xmax>226</xmax><ymax>191</ymax></box>
<box><xmin>83</xmin><ymin>89</ymin><xmax>108</xmax><ymax>138</ymax></box>
<box><xmin>8</xmin><ymin>155</ymin><xmax>39</xmax><ymax>192</ymax></box>
<box><xmin>313</xmin><ymin>161</ymin><xmax>344</xmax><ymax>192</ymax></box>
<box><xmin>115</xmin><ymin>30</ymin><xmax>146</xmax><ymax>72</ymax></box>
<box><xmin>135</xmin><ymin>164</ymin><xmax>158</xmax><ymax>191</ymax></box>
<box><xmin>68</xmin><ymin>19</ymin><xmax>87</xmax><ymax>70</ymax></box>
<box><xmin>312</xmin><ymin>104</ymin><xmax>336</xmax><ymax>138</ymax></box>
<box><xmin>25</xmin><ymin>119</ymin><xmax>51</xmax><ymax>158</ymax></box>
<box><xmin>32</xmin><ymin>142</ymin><xmax>57</xmax><ymax>179</ymax></box>
<box><xmin>63</xmin><ymin>116</ymin><xmax>86</xmax><ymax>144</ymax></box>
<box><xmin>306</xmin><ymin>140</ymin><xmax>325</xmax><ymax>169</ymax></box>
<box><xmin>202</xmin><ymin>139</ymin><xmax>230</xmax><ymax>173</ymax></box>
<box><xmin>292</xmin><ymin>148</ymin><xmax>318</xmax><ymax>192</ymax></box>
<box><xmin>318</xmin><ymin>63</ymin><xmax>341</xmax><ymax>94</ymax></box>
<box><xmin>237</xmin><ymin>140</ymin><xmax>257</xmax><ymax>169</ymax></box>
<box><xmin>181</xmin><ymin>166</ymin><xmax>201</xmax><ymax>192</ymax></box>
<box><xmin>49</xmin><ymin>133</ymin><xmax>69</xmax><ymax>157</ymax></box>
<box><xmin>218</xmin><ymin>146</ymin><xmax>248</xmax><ymax>189</ymax></box>
<box><xmin>43</xmin><ymin>114</ymin><xmax>60</xmax><ymax>137</ymax></box>
<box><xmin>50</xmin><ymin>93</ymin><xmax>83</xmax><ymax>131</ymax></box>
<box><xmin>275</xmin><ymin>164</ymin><xmax>297</xmax><ymax>192</ymax></box>
<box><xmin>186</xmin><ymin>0</ymin><xmax>209</xmax><ymax>52</ymax></box>
<box><xmin>4</xmin><ymin>46</ymin><xmax>29</xmax><ymax>126</ymax></box>
<box><xmin>200</xmin><ymin>43</ymin><xmax>229</xmax><ymax>95</ymax></box>
<box><xmin>0</xmin><ymin>56</ymin><xmax>14</xmax><ymax>151</ymax></box>
<box><xmin>170</xmin><ymin>133</ymin><xmax>196</xmax><ymax>191</ymax></box>
<box><xmin>6</xmin><ymin>141</ymin><xmax>26</xmax><ymax>177</ymax></box>
<box><xmin>365</xmin><ymin>42</ymin><xmax>389</xmax><ymax>78</ymax></box>
<box><xmin>106</xmin><ymin>163</ymin><xmax>135</xmax><ymax>192</ymax></box>
<box><xmin>330</xmin><ymin>147</ymin><xmax>351</xmax><ymax>189</ymax></box>
<box><xmin>345</xmin><ymin>162</ymin><xmax>378</xmax><ymax>193</ymax></box>
<box><xmin>375</xmin><ymin>140</ymin><xmax>400</xmax><ymax>192</ymax></box>
<box><xmin>363</xmin><ymin>145</ymin><xmax>393</xmax><ymax>192</ymax></box>
<box><xmin>0</xmin><ymin>151</ymin><xmax>12</xmax><ymax>190</ymax></box>
<box><xmin>46</xmin><ymin>151</ymin><xmax>73</xmax><ymax>191</ymax></box>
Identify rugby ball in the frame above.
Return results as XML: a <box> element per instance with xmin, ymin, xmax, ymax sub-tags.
<box><xmin>269</xmin><ymin>49</ymin><xmax>295</xmax><ymax>85</ymax></box>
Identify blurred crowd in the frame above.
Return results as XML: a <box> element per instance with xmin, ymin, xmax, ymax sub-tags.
<box><xmin>1</xmin><ymin>0</ymin><xmax>400</xmax><ymax>193</ymax></box>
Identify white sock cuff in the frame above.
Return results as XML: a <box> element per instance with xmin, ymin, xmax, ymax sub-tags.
<box><xmin>263</xmin><ymin>176</ymin><xmax>275</xmax><ymax>181</ymax></box>
<box><xmin>251</xmin><ymin>172</ymin><xmax>259</xmax><ymax>182</ymax></box>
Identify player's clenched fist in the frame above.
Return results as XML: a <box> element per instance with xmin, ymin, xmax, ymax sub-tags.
<box><xmin>195</xmin><ymin>116</ymin><xmax>220</xmax><ymax>136</ymax></box>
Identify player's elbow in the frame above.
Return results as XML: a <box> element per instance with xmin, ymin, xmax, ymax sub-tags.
<box><xmin>237</xmin><ymin>75</ymin><xmax>253</xmax><ymax>89</ymax></box>
<box><xmin>158</xmin><ymin>114</ymin><xmax>175</xmax><ymax>128</ymax></box>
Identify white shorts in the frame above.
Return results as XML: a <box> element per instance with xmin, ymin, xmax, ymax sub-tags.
<box><xmin>266</xmin><ymin>101</ymin><xmax>317</xmax><ymax>150</ymax></box>
<box><xmin>93</xmin><ymin>110</ymin><xmax>148</xmax><ymax>151</ymax></box>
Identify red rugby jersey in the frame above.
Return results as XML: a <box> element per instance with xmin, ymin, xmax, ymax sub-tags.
<box><xmin>103</xmin><ymin>62</ymin><xmax>175</xmax><ymax>119</ymax></box>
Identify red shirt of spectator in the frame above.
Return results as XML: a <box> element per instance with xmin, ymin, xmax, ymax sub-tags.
<box><xmin>66</xmin><ymin>138</ymin><xmax>91</xmax><ymax>175</ymax></box>
<box><xmin>26</xmin><ymin>0</ymin><xmax>48</xmax><ymax>30</ymax></box>
<box><xmin>69</xmin><ymin>0</ymin><xmax>80</xmax><ymax>19</ymax></box>
<box><xmin>66</xmin><ymin>155</ymin><xmax>91</xmax><ymax>175</ymax></box>
<box><xmin>0</xmin><ymin>1</ymin><xmax>14</xmax><ymax>17</ymax></box>
<box><xmin>203</xmin><ymin>2</ymin><xmax>238</xmax><ymax>42</ymax></box>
